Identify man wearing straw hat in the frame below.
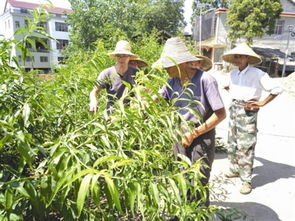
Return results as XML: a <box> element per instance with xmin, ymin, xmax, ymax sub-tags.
<box><xmin>222</xmin><ymin>43</ymin><xmax>283</xmax><ymax>194</ymax></box>
<box><xmin>155</xmin><ymin>37</ymin><xmax>226</xmax><ymax>206</ymax></box>
<box><xmin>89</xmin><ymin>40</ymin><xmax>139</xmax><ymax>113</ymax></box>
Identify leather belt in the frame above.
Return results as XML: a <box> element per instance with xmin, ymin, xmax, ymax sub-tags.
<box><xmin>232</xmin><ymin>99</ymin><xmax>246</xmax><ymax>105</ymax></box>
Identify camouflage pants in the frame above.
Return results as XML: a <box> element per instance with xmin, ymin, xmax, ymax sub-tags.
<box><xmin>227</xmin><ymin>101</ymin><xmax>258</xmax><ymax>183</ymax></box>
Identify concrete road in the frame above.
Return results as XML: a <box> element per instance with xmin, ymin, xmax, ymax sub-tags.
<box><xmin>209</xmin><ymin>76</ymin><xmax>295</xmax><ymax>221</ymax></box>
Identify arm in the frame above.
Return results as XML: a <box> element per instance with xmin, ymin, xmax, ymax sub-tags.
<box><xmin>259</xmin><ymin>94</ymin><xmax>278</xmax><ymax>106</ymax></box>
<box><xmin>247</xmin><ymin>94</ymin><xmax>278</xmax><ymax>108</ymax></box>
<box><xmin>89</xmin><ymin>68</ymin><xmax>110</xmax><ymax>113</ymax></box>
<box><xmin>246</xmin><ymin>71</ymin><xmax>283</xmax><ymax>109</ymax></box>
<box><xmin>182</xmin><ymin>107</ymin><xmax>226</xmax><ymax>147</ymax></box>
<box><xmin>89</xmin><ymin>87</ymin><xmax>101</xmax><ymax>113</ymax></box>
<box><xmin>250</xmin><ymin>72</ymin><xmax>283</xmax><ymax>107</ymax></box>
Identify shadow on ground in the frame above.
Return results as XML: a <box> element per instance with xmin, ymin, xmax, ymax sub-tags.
<box><xmin>214</xmin><ymin>153</ymin><xmax>228</xmax><ymax>160</ymax></box>
<box><xmin>211</xmin><ymin>201</ymin><xmax>280</xmax><ymax>221</ymax></box>
<box><xmin>253</xmin><ymin>157</ymin><xmax>295</xmax><ymax>189</ymax></box>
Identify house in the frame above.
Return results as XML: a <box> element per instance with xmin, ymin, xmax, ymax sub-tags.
<box><xmin>0</xmin><ymin>0</ymin><xmax>72</xmax><ymax>73</ymax></box>
<box><xmin>192</xmin><ymin>0</ymin><xmax>295</xmax><ymax>76</ymax></box>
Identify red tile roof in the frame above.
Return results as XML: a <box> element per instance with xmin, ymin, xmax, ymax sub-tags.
<box><xmin>6</xmin><ymin>0</ymin><xmax>73</xmax><ymax>14</ymax></box>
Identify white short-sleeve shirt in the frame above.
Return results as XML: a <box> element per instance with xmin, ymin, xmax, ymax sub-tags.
<box><xmin>228</xmin><ymin>65</ymin><xmax>283</xmax><ymax>101</ymax></box>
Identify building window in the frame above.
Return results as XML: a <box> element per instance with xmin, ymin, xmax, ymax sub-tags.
<box><xmin>15</xmin><ymin>21</ymin><xmax>20</xmax><ymax>28</ymax></box>
<box><xmin>55</xmin><ymin>22</ymin><xmax>68</xmax><ymax>32</ymax></box>
<box><xmin>26</xmin><ymin>41</ymin><xmax>32</xmax><ymax>49</ymax></box>
<box><xmin>40</xmin><ymin>56</ymin><xmax>48</xmax><ymax>62</ymax></box>
<box><xmin>37</xmin><ymin>22</ymin><xmax>47</xmax><ymax>29</ymax></box>
<box><xmin>56</xmin><ymin>39</ymin><xmax>69</xmax><ymax>50</ymax></box>
<box><xmin>24</xmin><ymin>19</ymin><xmax>29</xmax><ymax>27</ymax></box>
<box><xmin>26</xmin><ymin>56</ymin><xmax>34</xmax><ymax>62</ymax></box>
<box><xmin>20</xmin><ymin>8</ymin><xmax>28</xmax><ymax>14</ymax></box>
<box><xmin>36</xmin><ymin>39</ymin><xmax>49</xmax><ymax>51</ymax></box>
<box><xmin>273</xmin><ymin>20</ymin><xmax>285</xmax><ymax>35</ymax></box>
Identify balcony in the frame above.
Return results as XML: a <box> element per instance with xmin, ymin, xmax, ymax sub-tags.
<box><xmin>28</xmin><ymin>48</ymin><xmax>50</xmax><ymax>53</ymax></box>
<box><xmin>11</xmin><ymin>8</ymin><xmax>30</xmax><ymax>14</ymax></box>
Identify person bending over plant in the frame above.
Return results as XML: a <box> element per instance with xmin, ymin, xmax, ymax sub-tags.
<box><xmin>89</xmin><ymin>40</ymin><xmax>139</xmax><ymax>113</ymax></box>
<box><xmin>153</xmin><ymin>37</ymin><xmax>226</xmax><ymax>206</ymax></box>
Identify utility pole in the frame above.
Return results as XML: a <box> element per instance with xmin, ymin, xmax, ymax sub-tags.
<box><xmin>282</xmin><ymin>25</ymin><xmax>295</xmax><ymax>77</ymax></box>
<box><xmin>198</xmin><ymin>2</ymin><xmax>206</xmax><ymax>54</ymax></box>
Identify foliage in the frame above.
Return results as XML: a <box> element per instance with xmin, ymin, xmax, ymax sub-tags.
<box><xmin>14</xmin><ymin>8</ymin><xmax>53</xmax><ymax>66</ymax></box>
<box><xmin>226</xmin><ymin>0</ymin><xmax>283</xmax><ymax>44</ymax></box>
<box><xmin>0</xmin><ymin>39</ymin><xmax>17</xmax><ymax>74</ymax></box>
<box><xmin>0</xmin><ymin>27</ymin><xmax>222</xmax><ymax>221</ymax></box>
<box><xmin>66</xmin><ymin>0</ymin><xmax>185</xmax><ymax>50</ymax></box>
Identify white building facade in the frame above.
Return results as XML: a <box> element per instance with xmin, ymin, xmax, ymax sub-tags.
<box><xmin>0</xmin><ymin>0</ymin><xmax>72</xmax><ymax>73</ymax></box>
<box><xmin>192</xmin><ymin>0</ymin><xmax>295</xmax><ymax>76</ymax></box>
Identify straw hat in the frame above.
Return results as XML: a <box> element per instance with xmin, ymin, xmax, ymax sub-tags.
<box><xmin>129</xmin><ymin>56</ymin><xmax>148</xmax><ymax>68</ymax></box>
<box><xmin>153</xmin><ymin>37</ymin><xmax>202</xmax><ymax>68</ymax></box>
<box><xmin>108</xmin><ymin>40</ymin><xmax>137</xmax><ymax>58</ymax></box>
<box><xmin>222</xmin><ymin>43</ymin><xmax>262</xmax><ymax>65</ymax></box>
<box><xmin>195</xmin><ymin>55</ymin><xmax>212</xmax><ymax>71</ymax></box>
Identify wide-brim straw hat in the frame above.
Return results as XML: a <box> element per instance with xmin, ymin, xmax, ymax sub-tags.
<box><xmin>108</xmin><ymin>40</ymin><xmax>137</xmax><ymax>58</ymax></box>
<box><xmin>222</xmin><ymin>43</ymin><xmax>262</xmax><ymax>65</ymax></box>
<box><xmin>153</xmin><ymin>37</ymin><xmax>202</xmax><ymax>68</ymax></box>
<box><xmin>196</xmin><ymin>55</ymin><xmax>212</xmax><ymax>71</ymax></box>
<box><xmin>129</xmin><ymin>56</ymin><xmax>148</xmax><ymax>68</ymax></box>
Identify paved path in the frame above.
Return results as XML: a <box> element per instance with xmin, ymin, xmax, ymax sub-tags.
<box><xmin>209</xmin><ymin>75</ymin><xmax>295</xmax><ymax>221</ymax></box>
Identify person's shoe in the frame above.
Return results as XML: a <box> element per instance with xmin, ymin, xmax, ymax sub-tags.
<box><xmin>240</xmin><ymin>182</ymin><xmax>252</xmax><ymax>194</ymax></box>
<box><xmin>224</xmin><ymin>171</ymin><xmax>239</xmax><ymax>178</ymax></box>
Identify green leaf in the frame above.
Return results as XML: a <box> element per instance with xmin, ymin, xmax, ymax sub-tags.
<box><xmin>126</xmin><ymin>184</ymin><xmax>136</xmax><ymax>216</ymax></box>
<box><xmin>16</xmin><ymin>140</ymin><xmax>32</xmax><ymax>167</ymax></box>
<box><xmin>149</xmin><ymin>182</ymin><xmax>160</xmax><ymax>207</ymax></box>
<box><xmin>47</xmin><ymin>167</ymin><xmax>76</xmax><ymax>206</ymax></box>
<box><xmin>168</xmin><ymin>178</ymin><xmax>181</xmax><ymax>204</ymax></box>
<box><xmin>93</xmin><ymin>155</ymin><xmax>121</xmax><ymax>167</ymax></box>
<box><xmin>90</xmin><ymin>174</ymin><xmax>101</xmax><ymax>207</ymax></box>
<box><xmin>105</xmin><ymin>175</ymin><xmax>122</xmax><ymax>214</ymax></box>
<box><xmin>22</xmin><ymin>103</ymin><xmax>30</xmax><ymax>127</ymax></box>
<box><xmin>77</xmin><ymin>174</ymin><xmax>92</xmax><ymax>217</ymax></box>
<box><xmin>175</xmin><ymin>174</ymin><xmax>187</xmax><ymax>203</ymax></box>
<box><xmin>17</xmin><ymin>185</ymin><xmax>30</xmax><ymax>198</ymax></box>
<box><xmin>134</xmin><ymin>182</ymin><xmax>144</xmax><ymax>216</ymax></box>
<box><xmin>26</xmin><ymin>38</ymin><xmax>36</xmax><ymax>50</ymax></box>
<box><xmin>14</xmin><ymin>28</ymin><xmax>28</xmax><ymax>36</ymax></box>
<box><xmin>4</xmin><ymin>188</ymin><xmax>13</xmax><ymax>210</ymax></box>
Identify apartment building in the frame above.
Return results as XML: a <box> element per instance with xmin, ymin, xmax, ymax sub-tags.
<box><xmin>0</xmin><ymin>0</ymin><xmax>72</xmax><ymax>73</ymax></box>
<box><xmin>192</xmin><ymin>0</ymin><xmax>295</xmax><ymax>76</ymax></box>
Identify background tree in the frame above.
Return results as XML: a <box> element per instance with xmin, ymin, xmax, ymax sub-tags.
<box><xmin>67</xmin><ymin>0</ymin><xmax>185</xmax><ymax>50</ymax></box>
<box><xmin>226</xmin><ymin>0</ymin><xmax>283</xmax><ymax>44</ymax></box>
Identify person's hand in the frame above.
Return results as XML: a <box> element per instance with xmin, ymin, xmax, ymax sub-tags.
<box><xmin>181</xmin><ymin>131</ymin><xmax>196</xmax><ymax>147</ymax></box>
<box><xmin>89</xmin><ymin>100</ymin><xmax>98</xmax><ymax>113</ymax></box>
<box><xmin>244</xmin><ymin>100</ymin><xmax>261</xmax><ymax>112</ymax></box>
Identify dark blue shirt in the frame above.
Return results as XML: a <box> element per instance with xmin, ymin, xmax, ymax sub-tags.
<box><xmin>159</xmin><ymin>70</ymin><xmax>224</xmax><ymax>123</ymax></box>
<box><xmin>96</xmin><ymin>65</ymin><xmax>138</xmax><ymax>109</ymax></box>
